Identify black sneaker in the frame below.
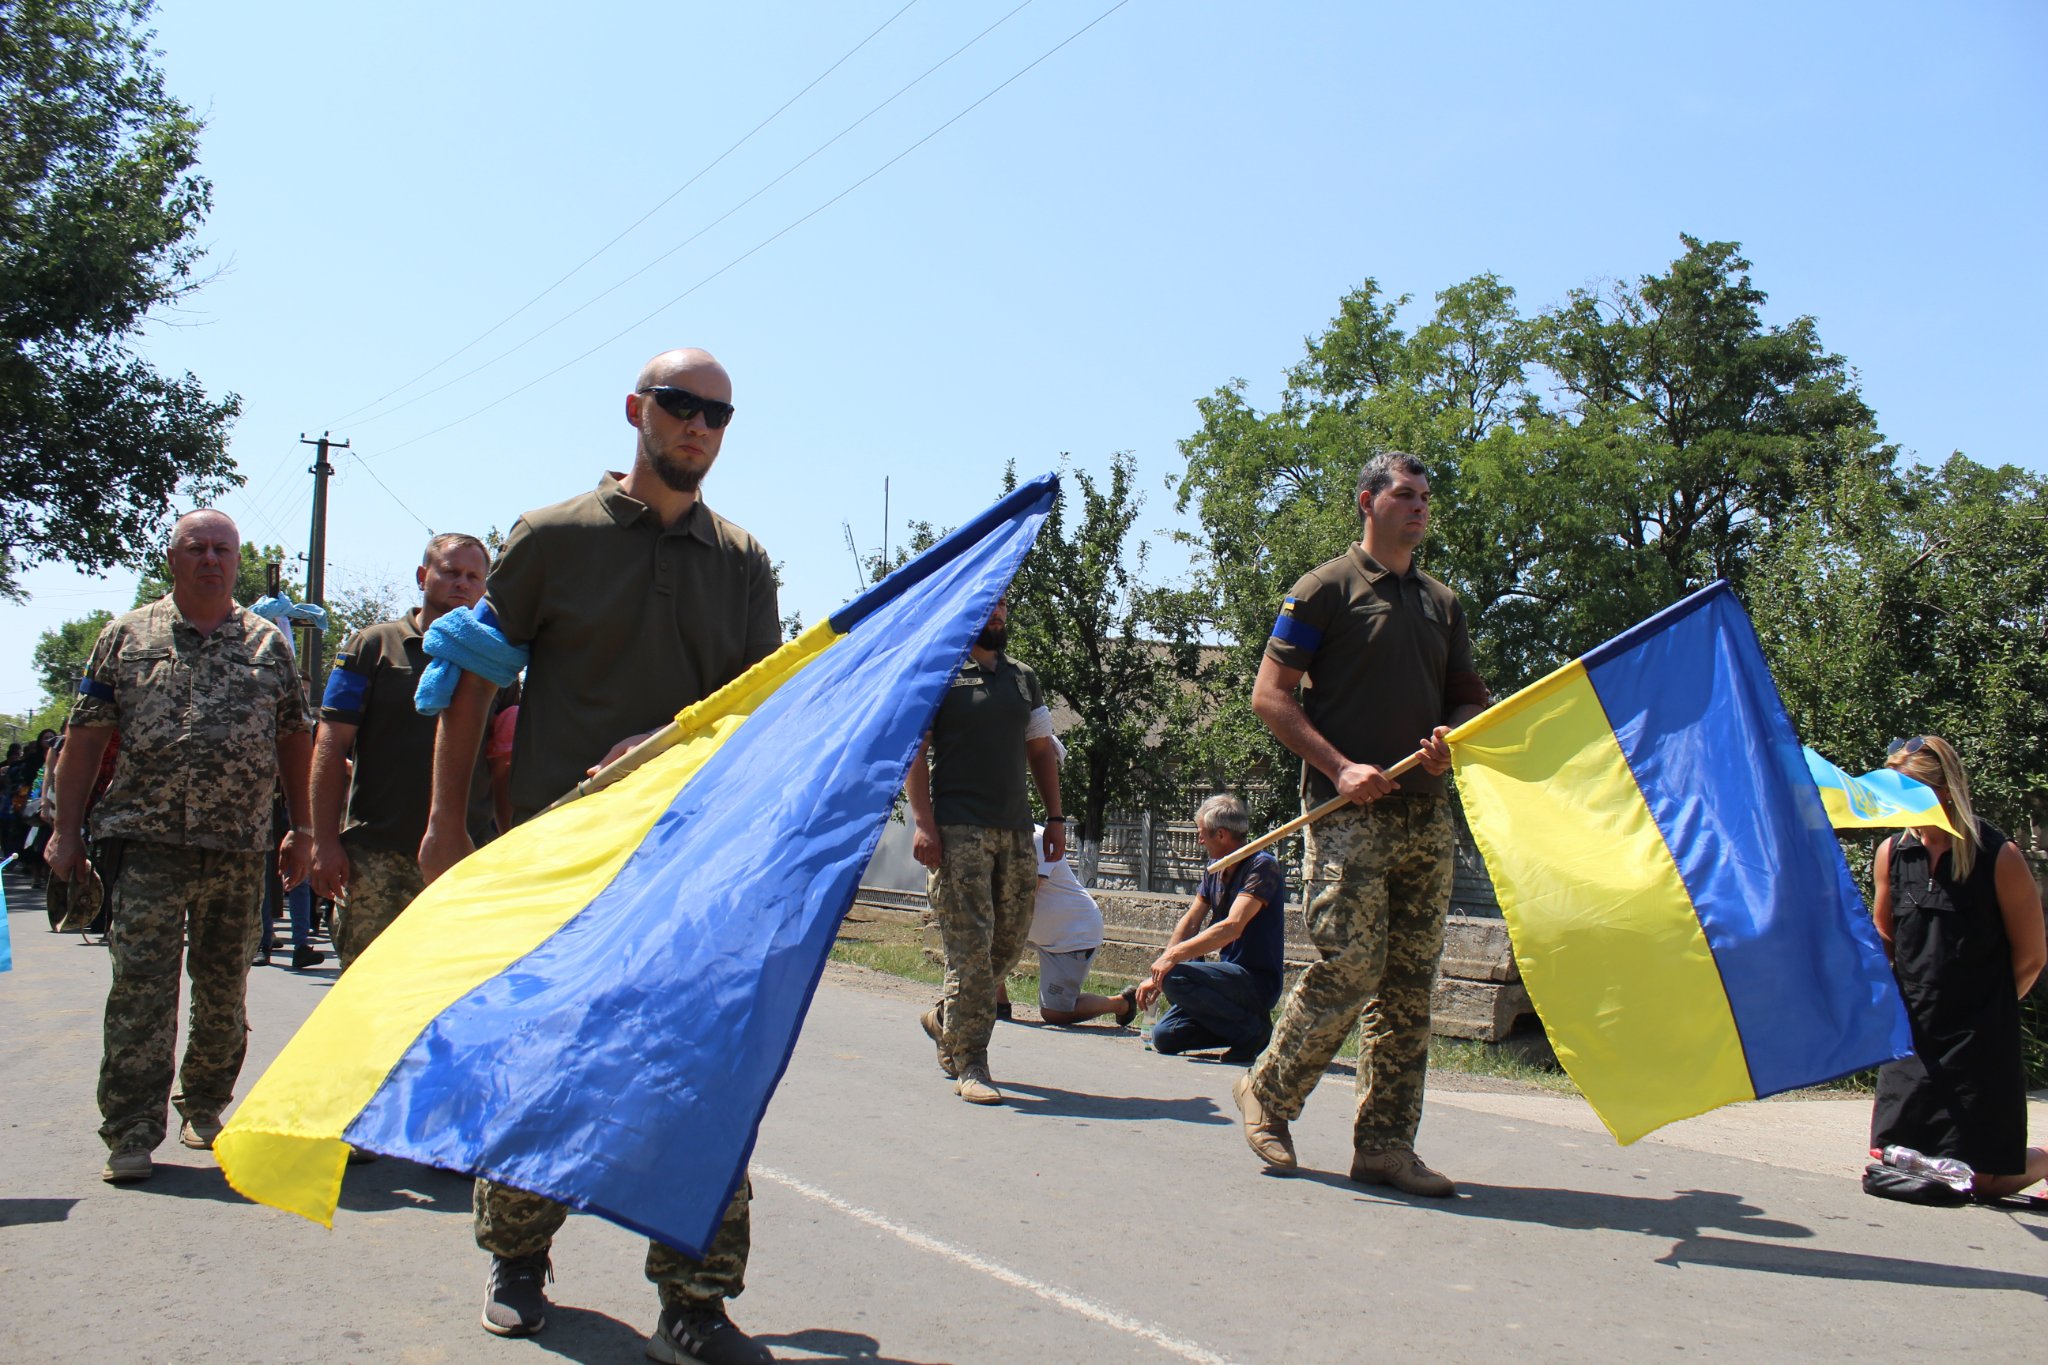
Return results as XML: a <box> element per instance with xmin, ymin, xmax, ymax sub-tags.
<box><xmin>645</xmin><ymin>1301</ymin><xmax>772</xmax><ymax>1364</ymax></box>
<box><xmin>480</xmin><ymin>1253</ymin><xmax>552</xmax><ymax>1337</ymax></box>
<box><xmin>291</xmin><ymin>945</ymin><xmax>326</xmax><ymax>970</ymax></box>
<box><xmin>996</xmin><ymin>1001</ymin><xmax>1013</xmax><ymax>1022</ymax></box>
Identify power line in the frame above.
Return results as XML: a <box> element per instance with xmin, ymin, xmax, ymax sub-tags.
<box><xmin>362</xmin><ymin>0</ymin><xmax>1134</xmax><ymax>465</ymax></box>
<box><xmin>327</xmin><ymin>0</ymin><xmax>926</xmax><ymax>428</ymax></box>
<box><xmin>350</xmin><ymin>0</ymin><xmax>1037</xmax><ymax>434</ymax></box>
<box><xmin>345</xmin><ymin>450</ymin><xmax>436</xmax><ymax>534</ymax></box>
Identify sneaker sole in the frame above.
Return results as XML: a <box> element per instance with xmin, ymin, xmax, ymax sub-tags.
<box><xmin>101</xmin><ymin>1165</ymin><xmax>152</xmax><ymax>1184</ymax></box>
<box><xmin>479</xmin><ymin>1309</ymin><xmax>545</xmax><ymax>1338</ymax></box>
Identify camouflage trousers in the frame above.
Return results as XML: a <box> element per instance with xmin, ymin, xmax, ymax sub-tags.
<box><xmin>928</xmin><ymin>825</ymin><xmax>1036</xmax><ymax>1067</ymax></box>
<box><xmin>97</xmin><ymin>841</ymin><xmax>266</xmax><ymax>1151</ymax></box>
<box><xmin>335</xmin><ymin>845</ymin><xmax>425</xmax><ymax>971</ymax></box>
<box><xmin>1247</xmin><ymin>794</ymin><xmax>1454</xmax><ymax>1153</ymax></box>
<box><xmin>474</xmin><ymin>1174</ymin><xmax>751</xmax><ymax>1306</ymax></box>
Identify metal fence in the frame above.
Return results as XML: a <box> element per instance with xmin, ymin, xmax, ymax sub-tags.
<box><xmin>1084</xmin><ymin>785</ymin><xmax>1503</xmax><ymax>918</ymax></box>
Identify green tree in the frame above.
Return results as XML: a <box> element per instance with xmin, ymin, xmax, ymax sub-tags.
<box><xmin>1173</xmin><ymin>239</ymin><xmax>1891</xmax><ymax>825</ymax></box>
<box><xmin>1172</xmin><ymin>274</ymin><xmax>1538</xmax><ymax>825</ymax></box>
<box><xmin>1005</xmin><ymin>455</ymin><xmax>1198</xmax><ymax>874</ymax></box>
<box><xmin>1748</xmin><ymin>454</ymin><xmax>2048</xmax><ymax>833</ymax></box>
<box><xmin>1</xmin><ymin>0</ymin><xmax>241</xmax><ymax>595</ymax></box>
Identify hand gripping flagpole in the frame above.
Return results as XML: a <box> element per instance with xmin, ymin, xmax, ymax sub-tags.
<box><xmin>1204</xmin><ymin>747</ymin><xmax>1428</xmax><ymax>875</ymax></box>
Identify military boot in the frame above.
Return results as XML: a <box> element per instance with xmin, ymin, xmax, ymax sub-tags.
<box><xmin>954</xmin><ymin>1057</ymin><xmax>1004</xmax><ymax>1105</ymax></box>
<box><xmin>919</xmin><ymin>1003</ymin><xmax>956</xmax><ymax>1078</ymax></box>
<box><xmin>178</xmin><ymin>1115</ymin><xmax>223</xmax><ymax>1150</ymax></box>
<box><xmin>1350</xmin><ymin>1145</ymin><xmax>1457</xmax><ymax>1198</ymax></box>
<box><xmin>1232</xmin><ymin>1073</ymin><xmax>1296</xmax><ymax>1169</ymax></box>
<box><xmin>101</xmin><ymin>1145</ymin><xmax>153</xmax><ymax>1183</ymax></box>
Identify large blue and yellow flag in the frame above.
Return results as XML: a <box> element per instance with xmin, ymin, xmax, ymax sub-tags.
<box><xmin>1450</xmin><ymin>581</ymin><xmax>1910</xmax><ymax>1144</ymax></box>
<box><xmin>216</xmin><ymin>474</ymin><xmax>1057</xmax><ymax>1255</ymax></box>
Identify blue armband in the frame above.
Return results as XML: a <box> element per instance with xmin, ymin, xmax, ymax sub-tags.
<box><xmin>1269</xmin><ymin>597</ymin><xmax>1323</xmax><ymax>652</ymax></box>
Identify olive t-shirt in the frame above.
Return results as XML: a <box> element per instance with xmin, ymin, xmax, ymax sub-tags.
<box><xmin>1264</xmin><ymin>545</ymin><xmax>1483</xmax><ymax>801</ymax></box>
<box><xmin>486</xmin><ymin>474</ymin><xmax>781</xmax><ymax>819</ymax></box>
<box><xmin>928</xmin><ymin>653</ymin><xmax>1044</xmax><ymax>830</ymax></box>
<box><xmin>321</xmin><ymin>609</ymin><xmax>496</xmax><ymax>852</ymax></box>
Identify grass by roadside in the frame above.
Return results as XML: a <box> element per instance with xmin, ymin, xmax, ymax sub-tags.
<box><xmin>834</xmin><ymin>910</ymin><xmax>1578</xmax><ymax>1092</ymax></box>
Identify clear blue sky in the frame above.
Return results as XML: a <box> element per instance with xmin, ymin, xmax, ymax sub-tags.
<box><xmin>4</xmin><ymin>0</ymin><xmax>2043</xmax><ymax>714</ymax></box>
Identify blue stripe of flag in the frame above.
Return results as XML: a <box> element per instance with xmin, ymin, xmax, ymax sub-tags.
<box><xmin>345</xmin><ymin>475</ymin><xmax>1057</xmax><ymax>1256</ymax></box>
<box><xmin>1583</xmin><ymin>582</ymin><xmax>1909</xmax><ymax>1098</ymax></box>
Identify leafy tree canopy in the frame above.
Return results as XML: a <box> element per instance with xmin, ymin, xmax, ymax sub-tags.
<box><xmin>1172</xmin><ymin>236</ymin><xmax>1896</xmax><ymax>826</ymax></box>
<box><xmin>0</xmin><ymin>0</ymin><xmax>241</xmax><ymax>595</ymax></box>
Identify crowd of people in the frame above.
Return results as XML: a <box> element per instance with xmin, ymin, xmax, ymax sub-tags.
<box><xmin>27</xmin><ymin>345</ymin><xmax>2043</xmax><ymax>1363</ymax></box>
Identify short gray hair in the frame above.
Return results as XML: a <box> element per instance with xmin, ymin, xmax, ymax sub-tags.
<box><xmin>1194</xmin><ymin>793</ymin><xmax>1250</xmax><ymax>838</ymax></box>
<box><xmin>1356</xmin><ymin>451</ymin><xmax>1429</xmax><ymax>506</ymax></box>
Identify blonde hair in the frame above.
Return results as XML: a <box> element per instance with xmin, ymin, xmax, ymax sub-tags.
<box><xmin>1885</xmin><ymin>735</ymin><xmax>1981</xmax><ymax>879</ymax></box>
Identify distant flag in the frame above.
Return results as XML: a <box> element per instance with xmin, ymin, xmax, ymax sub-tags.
<box><xmin>0</xmin><ymin>854</ymin><xmax>12</xmax><ymax>973</ymax></box>
<box><xmin>1802</xmin><ymin>748</ymin><xmax>1956</xmax><ymax>835</ymax></box>
<box><xmin>1449</xmin><ymin>582</ymin><xmax>1910</xmax><ymax>1144</ymax></box>
<box><xmin>215</xmin><ymin>474</ymin><xmax>1059</xmax><ymax>1255</ymax></box>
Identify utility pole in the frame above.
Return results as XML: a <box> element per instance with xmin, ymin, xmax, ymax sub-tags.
<box><xmin>298</xmin><ymin>432</ymin><xmax>348</xmax><ymax>692</ymax></box>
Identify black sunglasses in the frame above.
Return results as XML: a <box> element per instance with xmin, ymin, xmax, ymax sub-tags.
<box><xmin>637</xmin><ymin>385</ymin><xmax>735</xmax><ymax>430</ymax></box>
<box><xmin>1886</xmin><ymin>736</ymin><xmax>1926</xmax><ymax>757</ymax></box>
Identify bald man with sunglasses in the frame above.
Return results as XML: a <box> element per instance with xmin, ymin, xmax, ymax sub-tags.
<box><xmin>421</xmin><ymin>348</ymin><xmax>780</xmax><ymax>1364</ymax></box>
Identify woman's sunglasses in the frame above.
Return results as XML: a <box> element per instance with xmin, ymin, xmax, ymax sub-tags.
<box><xmin>1886</xmin><ymin>736</ymin><xmax>1927</xmax><ymax>757</ymax></box>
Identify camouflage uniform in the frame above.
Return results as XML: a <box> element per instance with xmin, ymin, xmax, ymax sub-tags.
<box><xmin>334</xmin><ymin>846</ymin><xmax>424</xmax><ymax>970</ymax></box>
<box><xmin>98</xmin><ymin>844</ymin><xmax>265</xmax><ymax>1147</ymax></box>
<box><xmin>474</xmin><ymin>1177</ymin><xmax>752</xmax><ymax>1307</ymax></box>
<box><xmin>70</xmin><ymin>596</ymin><xmax>310</xmax><ymax>1152</ymax></box>
<box><xmin>928</xmin><ymin>824</ymin><xmax>1038</xmax><ymax>1068</ymax></box>
<box><xmin>1246</xmin><ymin>797</ymin><xmax>1455</xmax><ymax>1151</ymax></box>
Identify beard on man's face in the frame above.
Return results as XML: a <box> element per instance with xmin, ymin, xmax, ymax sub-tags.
<box><xmin>976</xmin><ymin>624</ymin><xmax>1008</xmax><ymax>652</ymax></box>
<box><xmin>649</xmin><ymin>448</ymin><xmax>706</xmax><ymax>494</ymax></box>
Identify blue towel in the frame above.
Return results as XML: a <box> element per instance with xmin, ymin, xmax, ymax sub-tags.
<box><xmin>415</xmin><ymin>604</ymin><xmax>529</xmax><ymax>715</ymax></box>
<box><xmin>250</xmin><ymin>594</ymin><xmax>331</xmax><ymax>632</ymax></box>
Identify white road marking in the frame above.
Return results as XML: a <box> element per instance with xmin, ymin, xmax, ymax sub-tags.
<box><xmin>753</xmin><ymin>1164</ymin><xmax>1240</xmax><ymax>1365</ymax></box>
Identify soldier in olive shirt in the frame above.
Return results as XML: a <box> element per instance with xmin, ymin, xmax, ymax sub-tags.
<box><xmin>310</xmin><ymin>532</ymin><xmax>498</xmax><ymax>969</ymax></box>
<box><xmin>1233</xmin><ymin>452</ymin><xmax>1490</xmax><ymax>1198</ymax></box>
<box><xmin>419</xmin><ymin>348</ymin><xmax>778</xmax><ymax>1365</ymax></box>
<box><xmin>46</xmin><ymin>511</ymin><xmax>314</xmax><ymax>1185</ymax></box>
<box><xmin>905</xmin><ymin>596</ymin><xmax>1066</xmax><ymax>1106</ymax></box>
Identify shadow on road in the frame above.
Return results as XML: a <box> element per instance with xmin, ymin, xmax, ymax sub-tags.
<box><xmin>0</xmin><ymin>1196</ymin><xmax>80</xmax><ymax>1228</ymax></box>
<box><xmin>336</xmin><ymin>1157</ymin><xmax>473</xmax><ymax>1214</ymax></box>
<box><xmin>755</xmin><ymin>1327</ymin><xmax>946</xmax><ymax>1363</ymax></box>
<box><xmin>1431</xmin><ymin>1183</ymin><xmax>1815</xmax><ymax>1240</ymax></box>
<box><xmin>997</xmin><ymin>1080</ymin><xmax>1227</xmax><ymax>1125</ymax></box>
<box><xmin>1658</xmin><ymin>1233</ymin><xmax>2048</xmax><ymax>1298</ymax></box>
<box><xmin>528</xmin><ymin>1303</ymin><xmax>648</xmax><ymax>1363</ymax></box>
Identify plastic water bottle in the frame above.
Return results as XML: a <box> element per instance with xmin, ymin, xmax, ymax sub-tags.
<box><xmin>1140</xmin><ymin>996</ymin><xmax>1165</xmax><ymax>1050</ymax></box>
<box><xmin>1880</xmin><ymin>1145</ymin><xmax>1975</xmax><ymax>1190</ymax></box>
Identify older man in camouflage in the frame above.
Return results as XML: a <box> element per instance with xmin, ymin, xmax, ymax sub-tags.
<box><xmin>904</xmin><ymin>596</ymin><xmax>1066</xmax><ymax>1105</ymax></box>
<box><xmin>1234</xmin><ymin>452</ymin><xmax>1490</xmax><ymax>1197</ymax></box>
<box><xmin>46</xmin><ymin>510</ymin><xmax>313</xmax><ymax>1184</ymax></box>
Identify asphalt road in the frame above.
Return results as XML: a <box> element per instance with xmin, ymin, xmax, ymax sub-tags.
<box><xmin>3</xmin><ymin>868</ymin><xmax>2044</xmax><ymax>1363</ymax></box>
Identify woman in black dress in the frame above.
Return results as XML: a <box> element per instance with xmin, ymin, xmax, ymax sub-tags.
<box><xmin>1871</xmin><ymin>735</ymin><xmax>2047</xmax><ymax>1198</ymax></box>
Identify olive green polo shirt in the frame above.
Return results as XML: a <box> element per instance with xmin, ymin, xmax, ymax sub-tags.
<box><xmin>486</xmin><ymin>473</ymin><xmax>781</xmax><ymax>818</ymax></box>
<box><xmin>1264</xmin><ymin>545</ymin><xmax>1483</xmax><ymax>801</ymax></box>
<box><xmin>927</xmin><ymin>653</ymin><xmax>1045</xmax><ymax>830</ymax></box>
<box><xmin>71</xmin><ymin>596</ymin><xmax>312</xmax><ymax>852</ymax></box>
<box><xmin>321</xmin><ymin>610</ymin><xmax>497</xmax><ymax>852</ymax></box>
